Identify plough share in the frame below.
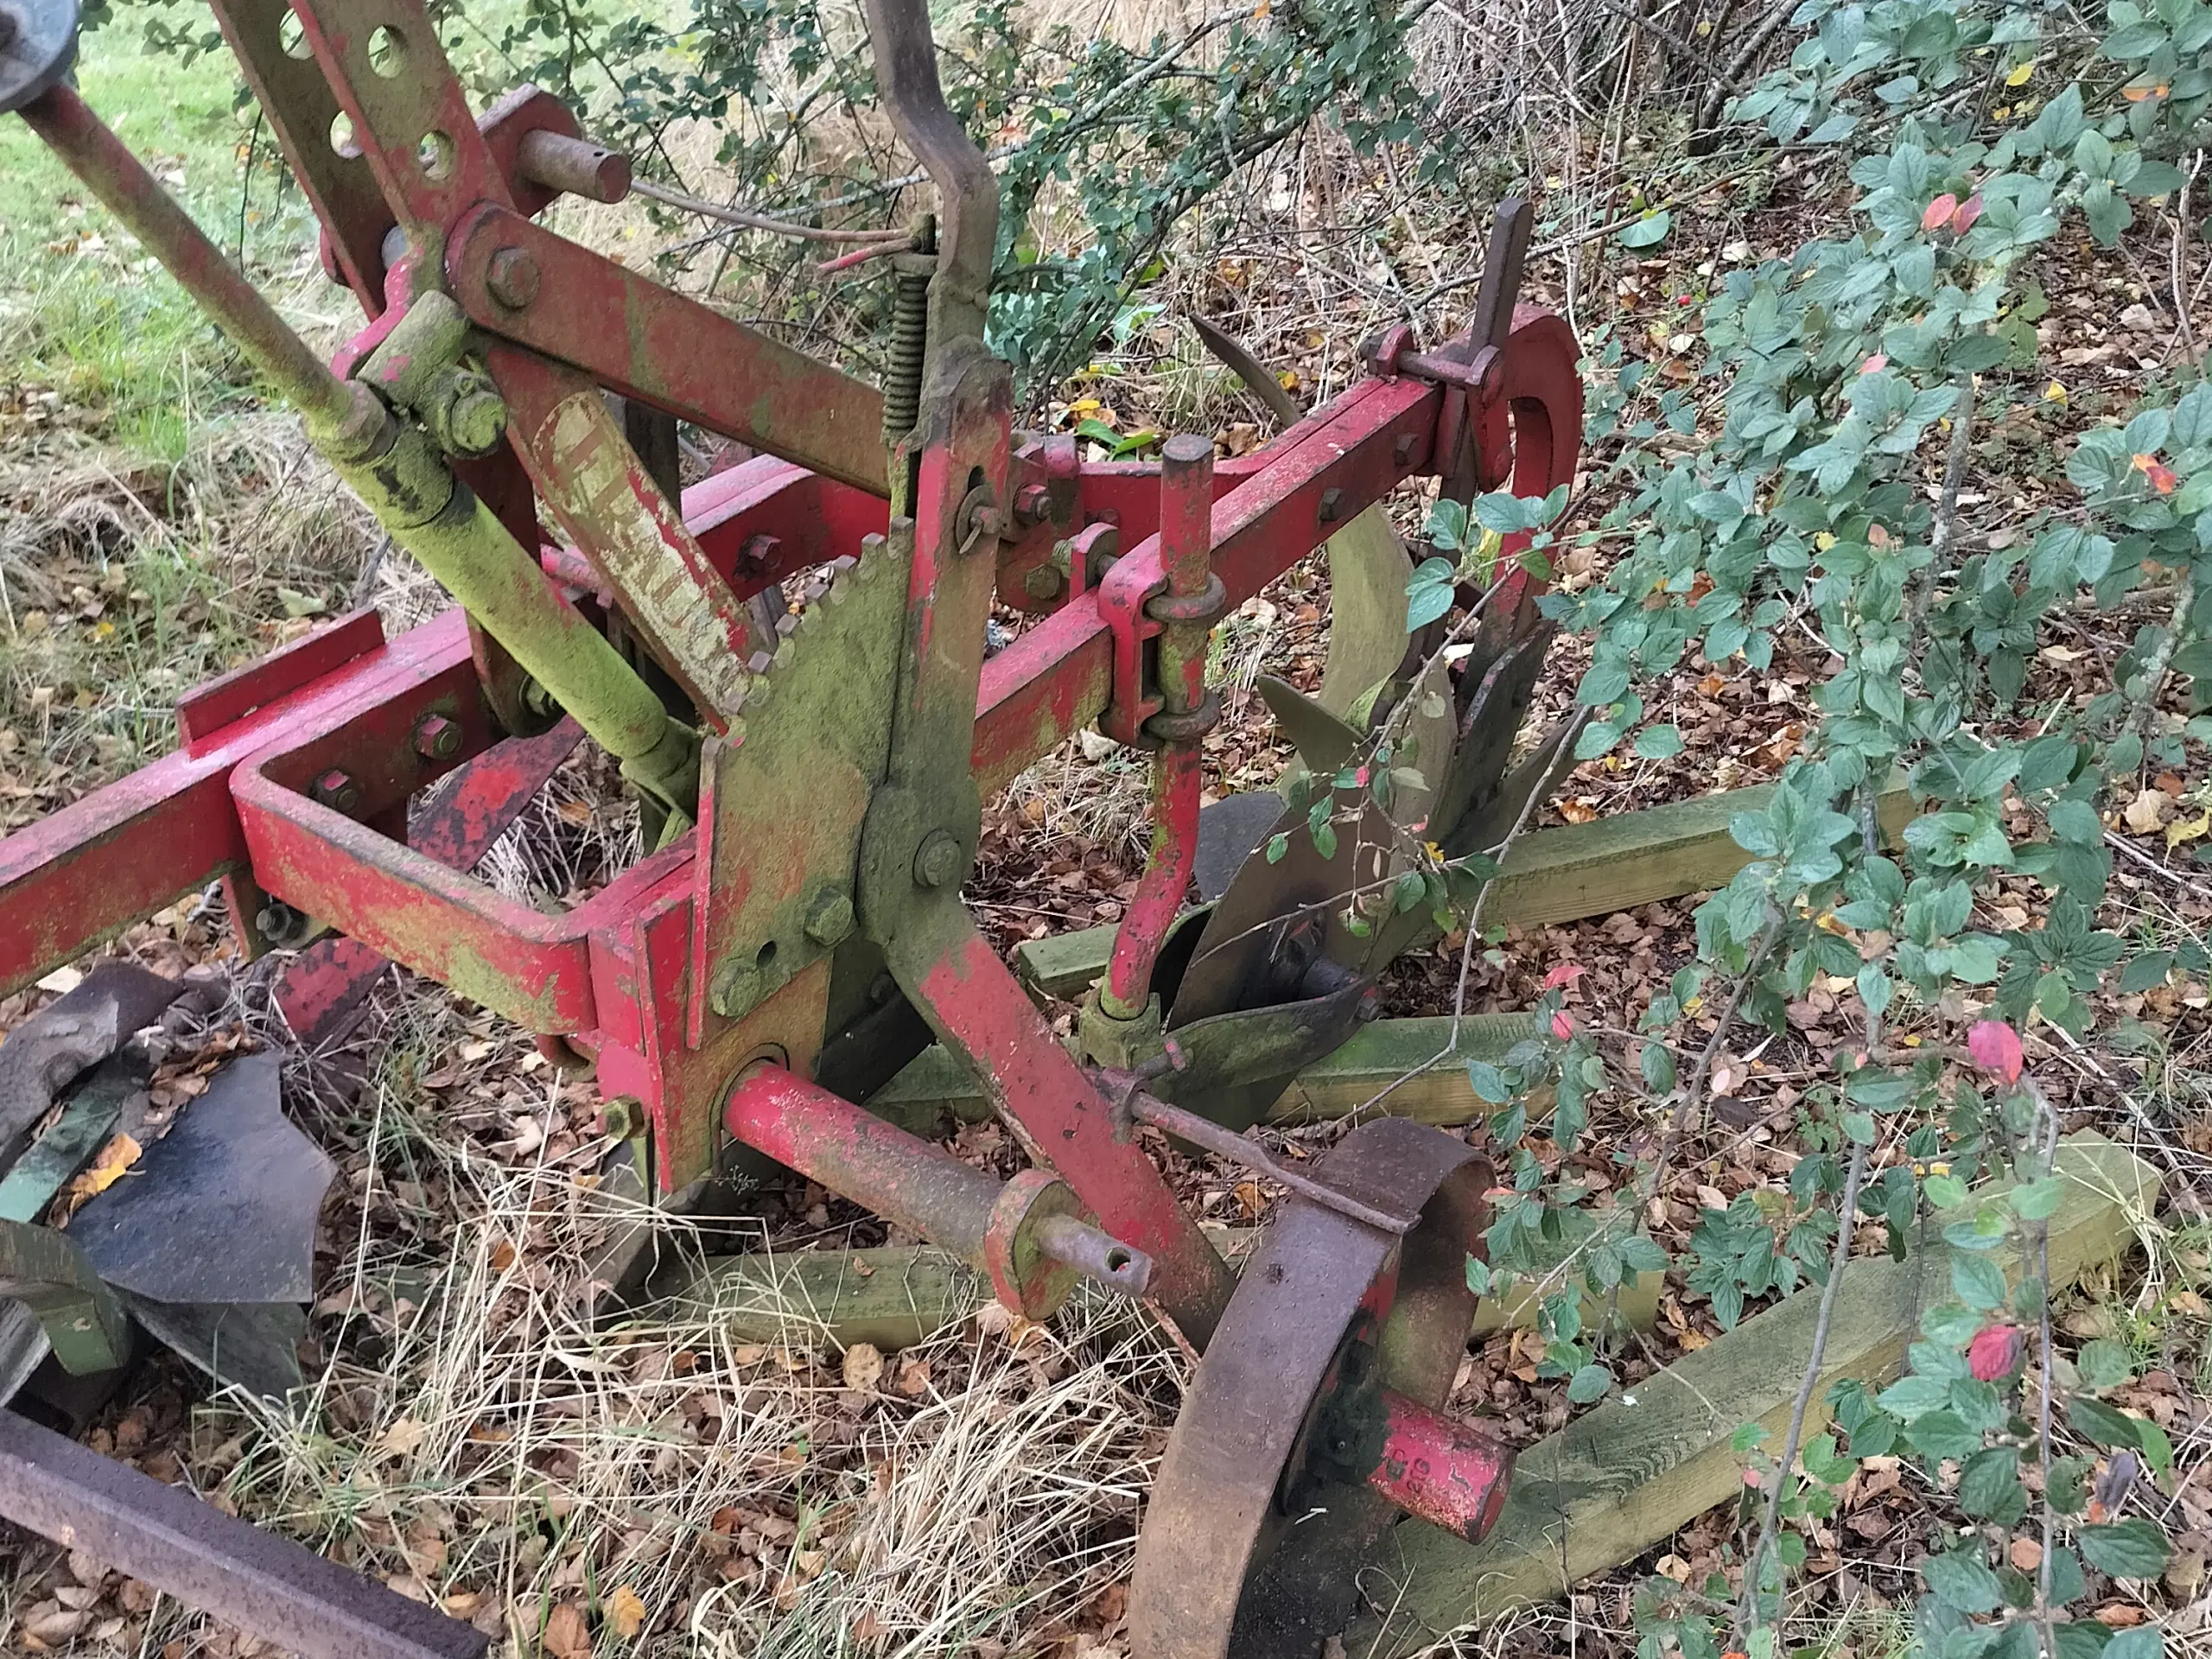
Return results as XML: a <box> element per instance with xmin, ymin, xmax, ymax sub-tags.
<box><xmin>0</xmin><ymin>0</ymin><xmax>1583</xmax><ymax>1652</ymax></box>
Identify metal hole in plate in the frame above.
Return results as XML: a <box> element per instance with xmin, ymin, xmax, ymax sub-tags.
<box><xmin>278</xmin><ymin>11</ymin><xmax>309</xmax><ymax>59</ymax></box>
<box><xmin>416</xmin><ymin>129</ymin><xmax>455</xmax><ymax>181</ymax></box>
<box><xmin>328</xmin><ymin>111</ymin><xmax>359</xmax><ymax>160</ymax></box>
<box><xmin>366</xmin><ymin>24</ymin><xmax>407</xmax><ymax>77</ymax></box>
<box><xmin>1107</xmin><ymin>1249</ymin><xmax>1132</xmax><ymax>1273</ymax></box>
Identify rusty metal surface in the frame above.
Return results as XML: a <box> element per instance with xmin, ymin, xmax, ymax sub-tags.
<box><xmin>1359</xmin><ymin>1386</ymin><xmax>1513</xmax><ymax>1543</ymax></box>
<box><xmin>1103</xmin><ymin>435</ymin><xmax>1217</xmax><ymax>1019</ymax></box>
<box><xmin>203</xmin><ymin>0</ymin><xmax>393</xmax><ymax>305</ymax></box>
<box><xmin>1128</xmin><ymin>1116</ymin><xmax>1499</xmax><ymax>1659</ymax></box>
<box><xmin>448</xmin><ymin>207</ymin><xmax>892</xmax><ymax>498</ymax></box>
<box><xmin>721</xmin><ymin>1065</ymin><xmax>1149</xmax><ymax>1316</ymax></box>
<box><xmin>275</xmin><ymin>719</ymin><xmax>584</xmax><ymax>1046</ymax></box>
<box><xmin>0</xmin><ymin>1409</ymin><xmax>488</xmax><ymax>1659</ymax></box>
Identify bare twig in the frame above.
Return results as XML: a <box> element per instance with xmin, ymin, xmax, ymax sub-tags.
<box><xmin>1659</xmin><ymin>903</ymin><xmax>1781</xmax><ymax>1172</ymax></box>
<box><xmin>2123</xmin><ymin>563</ymin><xmax>2196</xmax><ymax>754</ymax></box>
<box><xmin>629</xmin><ymin>176</ymin><xmax>912</xmax><ymax>244</ymax></box>
<box><xmin>1913</xmin><ymin>370</ymin><xmax>1976</xmax><ymax>635</ymax></box>
<box><xmin>1732</xmin><ymin>1130</ymin><xmax>1871</xmax><ymax>1645</ymax></box>
<box><xmin>1690</xmin><ymin>0</ymin><xmax>1798</xmax><ymax>148</ymax></box>
<box><xmin>2171</xmin><ymin>153</ymin><xmax>2203</xmax><ymax>366</ymax></box>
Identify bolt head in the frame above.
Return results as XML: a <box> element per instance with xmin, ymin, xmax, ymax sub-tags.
<box><xmin>414</xmin><ymin>715</ymin><xmax>461</xmax><ymax>760</ymax></box>
<box><xmin>1023</xmin><ymin>563</ymin><xmax>1065</xmax><ymax>601</ymax></box>
<box><xmin>804</xmin><ymin>888</ymin><xmax>855</xmax><ymax>947</ymax></box>
<box><xmin>486</xmin><ymin>245</ymin><xmax>542</xmax><ymax>308</ymax></box>
<box><xmin>1393</xmin><ymin>433</ymin><xmax>1417</xmax><ymax>465</ymax></box>
<box><xmin>1013</xmin><ymin>482</ymin><xmax>1052</xmax><ymax>526</ymax></box>
<box><xmin>443</xmin><ymin>385</ymin><xmax>509</xmax><ymax>457</ymax></box>
<box><xmin>312</xmin><ymin>768</ymin><xmax>362</xmax><ymax>813</ymax></box>
<box><xmin>913</xmin><ymin>829</ymin><xmax>966</xmax><ymax>889</ymax></box>
<box><xmin>709</xmin><ymin>960</ymin><xmax>763</xmax><ymax>1020</ymax></box>
<box><xmin>1318</xmin><ymin>487</ymin><xmax>1344</xmax><ymax>524</ymax></box>
<box><xmin>256</xmin><ymin>900</ymin><xmax>304</xmax><ymax>944</ymax></box>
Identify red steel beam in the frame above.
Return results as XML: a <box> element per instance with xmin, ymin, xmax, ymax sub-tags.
<box><xmin>448</xmin><ymin>204</ymin><xmax>893</xmax><ymax>499</ymax></box>
<box><xmin>0</xmin><ymin>616</ymin><xmax>464</xmax><ymax>1002</ymax></box>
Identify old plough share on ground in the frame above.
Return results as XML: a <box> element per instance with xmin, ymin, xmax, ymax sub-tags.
<box><xmin>0</xmin><ymin>0</ymin><xmax>1891</xmax><ymax>1651</ymax></box>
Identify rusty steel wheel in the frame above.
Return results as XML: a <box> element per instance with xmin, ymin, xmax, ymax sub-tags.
<box><xmin>1128</xmin><ymin>1116</ymin><xmax>1512</xmax><ymax>1659</ymax></box>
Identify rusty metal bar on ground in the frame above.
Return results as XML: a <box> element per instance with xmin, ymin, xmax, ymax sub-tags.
<box><xmin>722</xmin><ymin>1065</ymin><xmax>1154</xmax><ymax>1318</ymax></box>
<box><xmin>0</xmin><ymin>1410</ymin><xmax>487</xmax><ymax>1659</ymax></box>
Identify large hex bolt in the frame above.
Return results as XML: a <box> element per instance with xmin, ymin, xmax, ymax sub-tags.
<box><xmin>485</xmin><ymin>245</ymin><xmax>541</xmax><ymax>309</ymax></box>
<box><xmin>1012</xmin><ymin>482</ymin><xmax>1053</xmax><ymax>527</ymax></box>
<box><xmin>804</xmin><ymin>887</ymin><xmax>855</xmax><ymax>948</ymax></box>
<box><xmin>709</xmin><ymin>959</ymin><xmax>763</xmax><ymax>1021</ymax></box>
<box><xmin>912</xmin><ymin>829</ymin><xmax>966</xmax><ymax>889</ymax></box>
<box><xmin>255</xmin><ymin>899</ymin><xmax>308</xmax><ymax>945</ymax></box>
<box><xmin>423</xmin><ymin>369</ymin><xmax>508</xmax><ymax>458</ymax></box>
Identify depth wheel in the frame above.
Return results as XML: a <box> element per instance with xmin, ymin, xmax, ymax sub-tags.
<box><xmin>1128</xmin><ymin>1117</ymin><xmax>1511</xmax><ymax>1659</ymax></box>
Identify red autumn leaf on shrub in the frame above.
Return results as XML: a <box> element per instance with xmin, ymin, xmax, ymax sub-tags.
<box><xmin>1860</xmin><ymin>353</ymin><xmax>1889</xmax><ymax>374</ymax></box>
<box><xmin>1922</xmin><ymin>193</ymin><xmax>1959</xmax><ymax>232</ymax></box>
<box><xmin>1952</xmin><ymin>193</ymin><xmax>1984</xmax><ymax>232</ymax></box>
<box><xmin>1967</xmin><ymin>1019</ymin><xmax>2024</xmax><ymax>1084</ymax></box>
<box><xmin>1967</xmin><ymin>1324</ymin><xmax>2023</xmax><ymax>1381</ymax></box>
<box><xmin>2132</xmin><ymin>453</ymin><xmax>2180</xmax><ymax>494</ymax></box>
<box><xmin>1550</xmin><ymin>1010</ymin><xmax>1577</xmax><ymax>1041</ymax></box>
<box><xmin>1541</xmin><ymin>963</ymin><xmax>1586</xmax><ymax>990</ymax></box>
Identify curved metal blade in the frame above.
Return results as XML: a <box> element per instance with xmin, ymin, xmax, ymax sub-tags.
<box><xmin>1192</xmin><ymin>316</ymin><xmax>1301</xmax><ymax>428</ymax></box>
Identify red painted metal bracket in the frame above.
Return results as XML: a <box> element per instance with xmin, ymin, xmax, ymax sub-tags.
<box><xmin>448</xmin><ymin>205</ymin><xmax>893</xmax><ymax>499</ymax></box>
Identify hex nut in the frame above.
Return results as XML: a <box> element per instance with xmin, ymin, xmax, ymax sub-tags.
<box><xmin>434</xmin><ymin>376</ymin><xmax>509</xmax><ymax>458</ymax></box>
<box><xmin>414</xmin><ymin>715</ymin><xmax>461</xmax><ymax>760</ymax></box>
<box><xmin>805</xmin><ymin>890</ymin><xmax>854</xmax><ymax>946</ymax></box>
<box><xmin>486</xmin><ymin>245</ymin><xmax>542</xmax><ymax>309</ymax></box>
<box><xmin>1013</xmin><ymin>482</ymin><xmax>1052</xmax><ymax>525</ymax></box>
<box><xmin>1023</xmin><ymin>563</ymin><xmax>1065</xmax><ymax>601</ymax></box>
<box><xmin>710</xmin><ymin>960</ymin><xmax>763</xmax><ymax>1021</ymax></box>
<box><xmin>804</xmin><ymin>888</ymin><xmax>855</xmax><ymax>947</ymax></box>
<box><xmin>912</xmin><ymin>829</ymin><xmax>966</xmax><ymax>889</ymax></box>
<box><xmin>255</xmin><ymin>900</ymin><xmax>306</xmax><ymax>944</ymax></box>
<box><xmin>312</xmin><ymin>768</ymin><xmax>363</xmax><ymax>814</ymax></box>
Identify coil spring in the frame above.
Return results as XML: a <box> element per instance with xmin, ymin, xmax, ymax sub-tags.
<box><xmin>881</xmin><ymin>265</ymin><xmax>929</xmax><ymax>448</ymax></box>
<box><xmin>880</xmin><ymin>216</ymin><xmax>936</xmax><ymax>450</ymax></box>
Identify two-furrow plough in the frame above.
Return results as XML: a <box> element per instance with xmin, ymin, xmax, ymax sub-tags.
<box><xmin>0</xmin><ymin>0</ymin><xmax>1583</xmax><ymax>1651</ymax></box>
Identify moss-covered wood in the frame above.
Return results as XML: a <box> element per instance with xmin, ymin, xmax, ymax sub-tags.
<box><xmin>1344</xmin><ymin>1132</ymin><xmax>2159</xmax><ymax>1655</ymax></box>
<box><xmin>867</xmin><ymin>1014</ymin><xmax>1539</xmax><ymax>1138</ymax></box>
<box><xmin>1011</xmin><ymin>779</ymin><xmax>1916</xmax><ymax>1001</ymax></box>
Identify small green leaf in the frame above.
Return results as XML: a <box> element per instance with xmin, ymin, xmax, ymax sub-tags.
<box><xmin>1567</xmin><ymin>1363</ymin><xmax>1615</xmax><ymax>1404</ymax></box>
<box><xmin>1952</xmin><ymin>1253</ymin><xmax>2009</xmax><ymax>1311</ymax></box>
<box><xmin>2069</xmin><ymin>1395</ymin><xmax>2143</xmax><ymax>1450</ymax></box>
<box><xmin>1617</xmin><ymin>210</ymin><xmax>1673</xmax><ymax>249</ymax></box>
<box><xmin>2075</xmin><ymin>1338</ymin><xmax>2135</xmax><ymax>1391</ymax></box>
<box><xmin>1922</xmin><ymin>1547</ymin><xmax>2005</xmax><ymax>1613</ymax></box>
<box><xmin>2076</xmin><ymin>1519</ymin><xmax>2171</xmax><ymax>1580</ymax></box>
<box><xmin>1265</xmin><ymin>833</ymin><xmax>1289</xmax><ymax>865</ymax></box>
<box><xmin>1465</xmin><ymin>1059</ymin><xmax>1511</xmax><ymax>1103</ymax></box>
<box><xmin>1634</xmin><ymin>724</ymin><xmax>1685</xmax><ymax>760</ymax></box>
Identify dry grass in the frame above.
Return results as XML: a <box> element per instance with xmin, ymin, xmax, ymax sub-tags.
<box><xmin>159</xmin><ymin>1046</ymin><xmax>1180</xmax><ymax>1656</ymax></box>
